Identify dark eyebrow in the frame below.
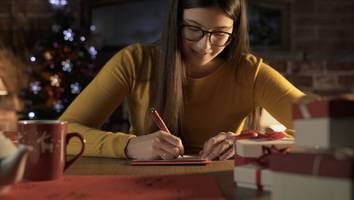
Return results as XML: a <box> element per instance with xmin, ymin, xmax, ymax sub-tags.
<box><xmin>183</xmin><ymin>19</ymin><xmax>233</xmax><ymax>30</ymax></box>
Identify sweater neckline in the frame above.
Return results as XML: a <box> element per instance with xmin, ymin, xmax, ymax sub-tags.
<box><xmin>188</xmin><ymin>62</ymin><xmax>227</xmax><ymax>84</ymax></box>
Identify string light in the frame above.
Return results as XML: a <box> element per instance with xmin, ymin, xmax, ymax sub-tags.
<box><xmin>88</xmin><ymin>46</ymin><xmax>97</xmax><ymax>59</ymax></box>
<box><xmin>25</xmin><ymin>6</ymin><xmax>98</xmax><ymax>120</ymax></box>
<box><xmin>53</xmin><ymin>100</ymin><xmax>64</xmax><ymax>112</ymax></box>
<box><xmin>50</xmin><ymin>75</ymin><xmax>61</xmax><ymax>87</ymax></box>
<box><xmin>70</xmin><ymin>82</ymin><xmax>81</xmax><ymax>94</ymax></box>
<box><xmin>30</xmin><ymin>81</ymin><xmax>42</xmax><ymax>94</ymax></box>
<box><xmin>28</xmin><ymin>112</ymin><xmax>36</xmax><ymax>119</ymax></box>
<box><xmin>44</xmin><ymin>51</ymin><xmax>53</xmax><ymax>60</ymax></box>
<box><xmin>49</xmin><ymin>0</ymin><xmax>68</xmax><ymax>7</ymax></box>
<box><xmin>61</xmin><ymin>59</ymin><xmax>73</xmax><ymax>72</ymax></box>
<box><xmin>63</xmin><ymin>28</ymin><xmax>75</xmax><ymax>41</ymax></box>
<box><xmin>30</xmin><ymin>56</ymin><xmax>36</xmax><ymax>62</ymax></box>
<box><xmin>90</xmin><ymin>25</ymin><xmax>96</xmax><ymax>32</ymax></box>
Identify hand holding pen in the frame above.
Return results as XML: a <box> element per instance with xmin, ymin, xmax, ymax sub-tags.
<box><xmin>151</xmin><ymin>108</ymin><xmax>184</xmax><ymax>158</ymax></box>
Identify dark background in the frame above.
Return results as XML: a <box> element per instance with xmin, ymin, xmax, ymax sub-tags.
<box><xmin>0</xmin><ymin>0</ymin><xmax>353</xmax><ymax>132</ymax></box>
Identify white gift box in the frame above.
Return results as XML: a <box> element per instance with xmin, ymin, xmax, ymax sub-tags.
<box><xmin>233</xmin><ymin>164</ymin><xmax>272</xmax><ymax>191</ymax></box>
<box><xmin>270</xmin><ymin>149</ymin><xmax>353</xmax><ymax>200</ymax></box>
<box><xmin>293</xmin><ymin>99</ymin><xmax>354</xmax><ymax>148</ymax></box>
<box><xmin>233</xmin><ymin>135</ymin><xmax>294</xmax><ymax>191</ymax></box>
<box><xmin>235</xmin><ymin>138</ymin><xmax>294</xmax><ymax>158</ymax></box>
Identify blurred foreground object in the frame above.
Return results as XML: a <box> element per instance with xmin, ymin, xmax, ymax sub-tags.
<box><xmin>293</xmin><ymin>94</ymin><xmax>354</xmax><ymax>148</ymax></box>
<box><xmin>0</xmin><ymin>133</ymin><xmax>32</xmax><ymax>195</ymax></box>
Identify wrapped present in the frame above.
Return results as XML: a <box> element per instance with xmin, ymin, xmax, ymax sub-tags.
<box><xmin>270</xmin><ymin>148</ymin><xmax>354</xmax><ymax>200</ymax></box>
<box><xmin>293</xmin><ymin>99</ymin><xmax>354</xmax><ymax>148</ymax></box>
<box><xmin>235</xmin><ymin>137</ymin><xmax>294</xmax><ymax>159</ymax></box>
<box><xmin>233</xmin><ymin>164</ymin><xmax>272</xmax><ymax>191</ymax></box>
<box><xmin>233</xmin><ymin>132</ymin><xmax>293</xmax><ymax>191</ymax></box>
<box><xmin>234</xmin><ymin>132</ymin><xmax>293</xmax><ymax>164</ymax></box>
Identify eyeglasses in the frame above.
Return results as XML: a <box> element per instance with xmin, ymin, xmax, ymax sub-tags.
<box><xmin>181</xmin><ymin>24</ymin><xmax>233</xmax><ymax>47</ymax></box>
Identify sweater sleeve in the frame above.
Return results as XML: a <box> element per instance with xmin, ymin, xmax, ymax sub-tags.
<box><xmin>59</xmin><ymin>44</ymin><xmax>141</xmax><ymax>158</ymax></box>
<box><xmin>254</xmin><ymin>61</ymin><xmax>305</xmax><ymax>134</ymax></box>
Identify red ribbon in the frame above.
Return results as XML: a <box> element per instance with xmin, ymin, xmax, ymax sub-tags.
<box><xmin>235</xmin><ymin>130</ymin><xmax>286</xmax><ymax>141</ymax></box>
<box><xmin>255</xmin><ymin>167</ymin><xmax>263</xmax><ymax>191</ymax></box>
<box><xmin>235</xmin><ymin>145</ymin><xmax>289</xmax><ymax>190</ymax></box>
<box><xmin>234</xmin><ymin>130</ymin><xmax>288</xmax><ymax>165</ymax></box>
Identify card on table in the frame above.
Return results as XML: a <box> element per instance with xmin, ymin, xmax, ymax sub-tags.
<box><xmin>131</xmin><ymin>155</ymin><xmax>212</xmax><ymax>165</ymax></box>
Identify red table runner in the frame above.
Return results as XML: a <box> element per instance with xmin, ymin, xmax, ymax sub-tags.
<box><xmin>3</xmin><ymin>175</ymin><xmax>224</xmax><ymax>200</ymax></box>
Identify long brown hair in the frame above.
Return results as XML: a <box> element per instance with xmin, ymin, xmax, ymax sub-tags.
<box><xmin>148</xmin><ymin>0</ymin><xmax>259</xmax><ymax>135</ymax></box>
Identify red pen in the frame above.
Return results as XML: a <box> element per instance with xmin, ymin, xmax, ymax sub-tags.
<box><xmin>150</xmin><ymin>107</ymin><xmax>184</xmax><ymax>157</ymax></box>
<box><xmin>150</xmin><ymin>107</ymin><xmax>171</xmax><ymax>134</ymax></box>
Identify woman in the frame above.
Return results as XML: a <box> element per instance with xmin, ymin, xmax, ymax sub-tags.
<box><xmin>59</xmin><ymin>0</ymin><xmax>305</xmax><ymax>160</ymax></box>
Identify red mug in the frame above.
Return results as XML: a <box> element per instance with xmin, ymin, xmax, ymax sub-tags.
<box><xmin>17</xmin><ymin>120</ymin><xmax>85</xmax><ymax>181</ymax></box>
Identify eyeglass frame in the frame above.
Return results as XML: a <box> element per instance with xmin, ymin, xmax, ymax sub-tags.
<box><xmin>180</xmin><ymin>24</ymin><xmax>234</xmax><ymax>47</ymax></box>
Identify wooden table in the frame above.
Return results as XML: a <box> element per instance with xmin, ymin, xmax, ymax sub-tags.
<box><xmin>65</xmin><ymin>157</ymin><xmax>270</xmax><ymax>200</ymax></box>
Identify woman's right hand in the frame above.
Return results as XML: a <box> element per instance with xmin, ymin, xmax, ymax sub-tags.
<box><xmin>125</xmin><ymin>130</ymin><xmax>184</xmax><ymax>160</ymax></box>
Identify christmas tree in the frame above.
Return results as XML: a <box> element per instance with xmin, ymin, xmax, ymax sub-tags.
<box><xmin>20</xmin><ymin>1</ymin><xmax>98</xmax><ymax>120</ymax></box>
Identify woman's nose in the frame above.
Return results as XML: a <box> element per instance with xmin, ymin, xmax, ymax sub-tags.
<box><xmin>196</xmin><ymin>34</ymin><xmax>212</xmax><ymax>51</ymax></box>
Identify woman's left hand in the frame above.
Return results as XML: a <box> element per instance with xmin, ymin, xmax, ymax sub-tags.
<box><xmin>199</xmin><ymin>132</ymin><xmax>236</xmax><ymax>160</ymax></box>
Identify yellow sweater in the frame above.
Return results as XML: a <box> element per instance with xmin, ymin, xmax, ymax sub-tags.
<box><xmin>59</xmin><ymin>43</ymin><xmax>304</xmax><ymax>158</ymax></box>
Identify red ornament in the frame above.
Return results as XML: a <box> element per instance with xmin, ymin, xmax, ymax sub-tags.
<box><xmin>63</xmin><ymin>46</ymin><xmax>71</xmax><ymax>53</ymax></box>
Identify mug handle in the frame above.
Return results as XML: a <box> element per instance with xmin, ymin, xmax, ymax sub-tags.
<box><xmin>64</xmin><ymin>132</ymin><xmax>86</xmax><ymax>171</ymax></box>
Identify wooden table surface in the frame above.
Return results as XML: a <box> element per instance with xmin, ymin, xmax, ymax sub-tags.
<box><xmin>64</xmin><ymin>157</ymin><xmax>270</xmax><ymax>200</ymax></box>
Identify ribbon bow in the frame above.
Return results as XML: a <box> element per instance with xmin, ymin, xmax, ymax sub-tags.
<box><xmin>256</xmin><ymin>145</ymin><xmax>290</xmax><ymax>168</ymax></box>
<box><xmin>235</xmin><ymin>130</ymin><xmax>287</xmax><ymax>141</ymax></box>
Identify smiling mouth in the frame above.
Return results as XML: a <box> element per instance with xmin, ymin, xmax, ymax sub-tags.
<box><xmin>193</xmin><ymin>50</ymin><xmax>209</xmax><ymax>57</ymax></box>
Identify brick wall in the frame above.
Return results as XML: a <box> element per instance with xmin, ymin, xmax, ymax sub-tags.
<box><xmin>264</xmin><ymin>0</ymin><xmax>354</xmax><ymax>96</ymax></box>
<box><xmin>0</xmin><ymin>0</ymin><xmax>51</xmax><ymax>51</ymax></box>
<box><xmin>0</xmin><ymin>0</ymin><xmax>82</xmax><ymax>53</ymax></box>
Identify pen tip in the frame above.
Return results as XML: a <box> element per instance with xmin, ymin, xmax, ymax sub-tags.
<box><xmin>150</xmin><ymin>107</ymin><xmax>156</xmax><ymax>113</ymax></box>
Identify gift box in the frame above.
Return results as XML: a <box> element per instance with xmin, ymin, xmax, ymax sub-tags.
<box><xmin>233</xmin><ymin>132</ymin><xmax>294</xmax><ymax>191</ymax></box>
<box><xmin>270</xmin><ymin>149</ymin><xmax>354</xmax><ymax>200</ymax></box>
<box><xmin>235</xmin><ymin>137</ymin><xmax>294</xmax><ymax>158</ymax></box>
<box><xmin>293</xmin><ymin>99</ymin><xmax>354</xmax><ymax>148</ymax></box>
<box><xmin>233</xmin><ymin>164</ymin><xmax>272</xmax><ymax>191</ymax></box>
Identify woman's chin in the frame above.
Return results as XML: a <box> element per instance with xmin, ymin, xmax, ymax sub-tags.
<box><xmin>189</xmin><ymin>58</ymin><xmax>212</xmax><ymax>67</ymax></box>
